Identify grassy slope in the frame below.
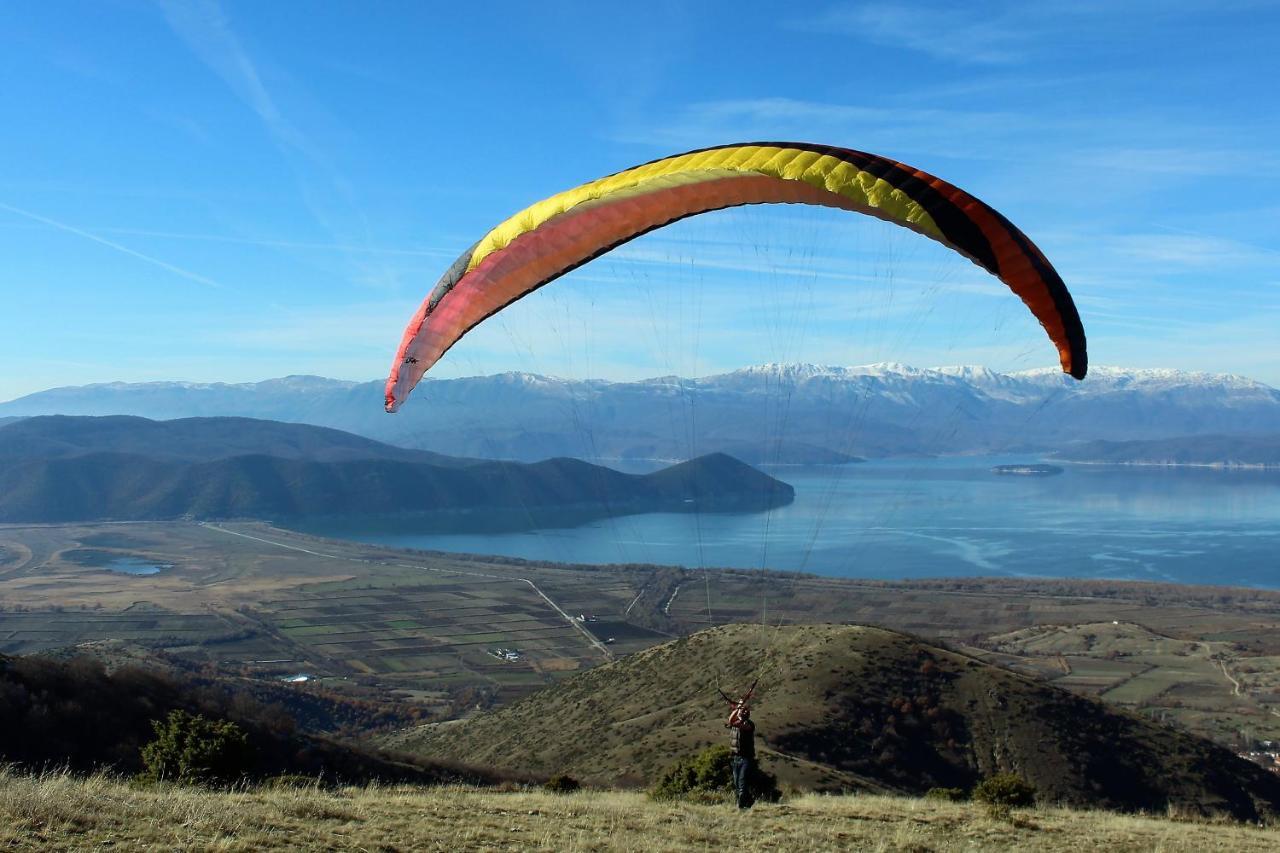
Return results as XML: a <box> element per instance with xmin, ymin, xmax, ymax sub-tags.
<box><xmin>3</xmin><ymin>770</ymin><xmax>1278</xmax><ymax>852</ymax></box>
<box><xmin>387</xmin><ymin>624</ymin><xmax>1280</xmax><ymax>819</ymax></box>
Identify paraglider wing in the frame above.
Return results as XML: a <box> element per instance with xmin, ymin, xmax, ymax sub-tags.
<box><xmin>385</xmin><ymin>142</ymin><xmax>1087</xmax><ymax>412</ymax></box>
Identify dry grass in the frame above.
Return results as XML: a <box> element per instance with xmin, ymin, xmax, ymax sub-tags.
<box><xmin>1</xmin><ymin>769</ymin><xmax>1276</xmax><ymax>852</ymax></box>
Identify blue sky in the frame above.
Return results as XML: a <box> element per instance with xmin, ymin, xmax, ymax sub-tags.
<box><xmin>1</xmin><ymin>0</ymin><xmax>1277</xmax><ymax>401</ymax></box>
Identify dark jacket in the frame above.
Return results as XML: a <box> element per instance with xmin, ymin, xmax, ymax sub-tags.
<box><xmin>729</xmin><ymin>718</ymin><xmax>755</xmax><ymax>759</ymax></box>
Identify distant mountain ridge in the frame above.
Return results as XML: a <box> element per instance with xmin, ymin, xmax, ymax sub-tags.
<box><xmin>0</xmin><ymin>416</ymin><xmax>793</xmax><ymax>523</ymax></box>
<box><xmin>1055</xmin><ymin>434</ymin><xmax>1280</xmax><ymax>467</ymax></box>
<box><xmin>3</xmin><ymin>363</ymin><xmax>1278</xmax><ymax>462</ymax></box>
<box><xmin>0</xmin><ymin>414</ymin><xmax>467</xmax><ymax>465</ymax></box>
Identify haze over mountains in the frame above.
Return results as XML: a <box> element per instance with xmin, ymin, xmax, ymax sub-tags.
<box><xmin>3</xmin><ymin>364</ymin><xmax>1277</xmax><ymax>463</ymax></box>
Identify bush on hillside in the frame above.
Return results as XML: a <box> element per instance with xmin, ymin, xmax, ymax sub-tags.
<box><xmin>925</xmin><ymin>786</ymin><xmax>968</xmax><ymax>802</ymax></box>
<box><xmin>139</xmin><ymin>710</ymin><xmax>252</xmax><ymax>787</ymax></box>
<box><xmin>650</xmin><ymin>745</ymin><xmax>780</xmax><ymax>803</ymax></box>
<box><xmin>544</xmin><ymin>773</ymin><xmax>581</xmax><ymax>794</ymax></box>
<box><xmin>973</xmin><ymin>773</ymin><xmax>1036</xmax><ymax>809</ymax></box>
<box><xmin>262</xmin><ymin>773</ymin><xmax>325</xmax><ymax>790</ymax></box>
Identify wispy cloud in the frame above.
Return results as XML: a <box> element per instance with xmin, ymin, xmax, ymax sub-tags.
<box><xmin>796</xmin><ymin>2</ymin><xmax>1277</xmax><ymax>66</ymax></box>
<box><xmin>1040</xmin><ymin>226</ymin><xmax>1280</xmax><ymax>298</ymax></box>
<box><xmin>156</xmin><ymin>0</ymin><xmax>302</xmax><ymax>153</ymax></box>
<box><xmin>1107</xmin><ymin>233</ymin><xmax>1278</xmax><ymax>268</ymax></box>
<box><xmin>1079</xmin><ymin>145</ymin><xmax>1280</xmax><ymax>178</ymax></box>
<box><xmin>617</xmin><ymin>97</ymin><xmax>1279</xmax><ymax>184</ymax></box>
<box><xmin>202</xmin><ymin>300</ymin><xmax>410</xmax><ymax>353</ymax></box>
<box><xmin>0</xmin><ymin>201</ymin><xmax>221</xmax><ymax>288</ymax></box>
<box><xmin>800</xmin><ymin>3</ymin><xmax>1032</xmax><ymax>65</ymax></box>
<box><xmin>156</xmin><ymin>0</ymin><xmax>390</xmax><ymax>289</ymax></box>
<box><xmin>611</xmin><ymin>97</ymin><xmax>1073</xmax><ymax>163</ymax></box>
<box><xmin>1090</xmin><ymin>308</ymin><xmax>1280</xmax><ymax>383</ymax></box>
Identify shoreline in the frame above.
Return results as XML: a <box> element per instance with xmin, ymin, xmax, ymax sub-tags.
<box><xmin>1058</xmin><ymin>459</ymin><xmax>1280</xmax><ymax>470</ymax></box>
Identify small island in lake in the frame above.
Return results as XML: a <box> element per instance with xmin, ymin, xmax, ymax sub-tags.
<box><xmin>992</xmin><ymin>463</ymin><xmax>1064</xmax><ymax>476</ymax></box>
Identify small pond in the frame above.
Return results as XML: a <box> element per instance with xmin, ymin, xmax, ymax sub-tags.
<box><xmin>63</xmin><ymin>549</ymin><xmax>173</xmax><ymax>575</ymax></box>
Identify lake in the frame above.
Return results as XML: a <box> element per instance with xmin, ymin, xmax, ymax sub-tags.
<box><xmin>300</xmin><ymin>457</ymin><xmax>1280</xmax><ymax>588</ymax></box>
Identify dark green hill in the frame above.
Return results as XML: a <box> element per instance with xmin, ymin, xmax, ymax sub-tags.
<box><xmin>615</xmin><ymin>452</ymin><xmax>796</xmax><ymax>509</ymax></box>
<box><xmin>387</xmin><ymin>624</ymin><xmax>1280</xmax><ymax>820</ymax></box>
<box><xmin>0</xmin><ymin>414</ymin><xmax>467</xmax><ymax>465</ymax></box>
<box><xmin>0</xmin><ymin>418</ymin><xmax>793</xmax><ymax>522</ymax></box>
<box><xmin>0</xmin><ymin>651</ymin><xmax>504</xmax><ymax>784</ymax></box>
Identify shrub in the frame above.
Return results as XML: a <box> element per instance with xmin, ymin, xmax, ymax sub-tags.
<box><xmin>263</xmin><ymin>774</ymin><xmax>323</xmax><ymax>790</ymax></box>
<box><xmin>544</xmin><ymin>773</ymin><xmax>581</xmax><ymax>794</ymax></box>
<box><xmin>650</xmin><ymin>745</ymin><xmax>780</xmax><ymax>803</ymax></box>
<box><xmin>925</xmin><ymin>786</ymin><xmax>968</xmax><ymax>802</ymax></box>
<box><xmin>973</xmin><ymin>773</ymin><xmax>1036</xmax><ymax>809</ymax></box>
<box><xmin>139</xmin><ymin>710</ymin><xmax>252</xmax><ymax>787</ymax></box>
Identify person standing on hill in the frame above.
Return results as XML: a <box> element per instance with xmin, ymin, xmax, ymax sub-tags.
<box><xmin>727</xmin><ymin>700</ymin><xmax>756</xmax><ymax>809</ymax></box>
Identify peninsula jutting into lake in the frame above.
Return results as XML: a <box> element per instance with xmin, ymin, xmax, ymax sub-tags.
<box><xmin>992</xmin><ymin>464</ymin><xmax>1064</xmax><ymax>476</ymax></box>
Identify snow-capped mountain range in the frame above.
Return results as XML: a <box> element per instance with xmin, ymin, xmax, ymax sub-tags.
<box><xmin>2</xmin><ymin>364</ymin><xmax>1277</xmax><ymax>462</ymax></box>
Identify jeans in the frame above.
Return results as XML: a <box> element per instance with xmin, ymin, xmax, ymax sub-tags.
<box><xmin>732</xmin><ymin>755</ymin><xmax>755</xmax><ymax>809</ymax></box>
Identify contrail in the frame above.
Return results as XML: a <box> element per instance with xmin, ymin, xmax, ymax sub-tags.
<box><xmin>0</xmin><ymin>201</ymin><xmax>222</xmax><ymax>289</ymax></box>
<box><xmin>96</xmin><ymin>226</ymin><xmax>453</xmax><ymax>257</ymax></box>
<box><xmin>157</xmin><ymin>0</ymin><xmax>378</xmax><ymax>254</ymax></box>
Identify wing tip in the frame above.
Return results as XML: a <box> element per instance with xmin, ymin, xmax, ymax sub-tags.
<box><xmin>1065</xmin><ymin>351</ymin><xmax>1088</xmax><ymax>381</ymax></box>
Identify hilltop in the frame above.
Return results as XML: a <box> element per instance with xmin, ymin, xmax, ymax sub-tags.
<box><xmin>388</xmin><ymin>624</ymin><xmax>1280</xmax><ymax>820</ymax></box>
<box><xmin>0</xmin><ymin>416</ymin><xmax>792</xmax><ymax>523</ymax></box>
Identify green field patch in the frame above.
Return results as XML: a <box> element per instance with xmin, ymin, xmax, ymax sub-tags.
<box><xmin>1059</xmin><ymin>657</ymin><xmax>1148</xmax><ymax>679</ymax></box>
<box><xmin>1062</xmin><ymin>661</ymin><xmax>1137</xmax><ymax>676</ymax></box>
<box><xmin>1055</xmin><ymin>676</ymin><xmax>1126</xmax><ymax>692</ymax></box>
<box><xmin>386</xmin><ymin>654</ymin><xmax>457</xmax><ymax>670</ymax></box>
<box><xmin>441</xmin><ymin>632</ymin><xmax>511</xmax><ymax>645</ymax></box>
<box><xmin>377</xmin><ymin>655</ymin><xmax>451</xmax><ymax>672</ymax></box>
<box><xmin>279</xmin><ymin>624</ymin><xmax>354</xmax><ymax>637</ymax></box>
<box><xmin>498</xmin><ymin>630</ymin><xmax>576</xmax><ymax>644</ymax></box>
<box><xmin>373</xmin><ymin>657</ymin><xmax>417</xmax><ymax>673</ymax></box>
<box><xmin>1103</xmin><ymin>667</ymin><xmax>1200</xmax><ymax>704</ymax></box>
<box><xmin>408</xmin><ymin>671</ymin><xmax>478</xmax><ymax>685</ymax></box>
<box><xmin>996</xmin><ymin>623</ymin><xmax>1174</xmax><ymax>656</ymax></box>
<box><xmin>363</xmin><ymin>643</ymin><xmax>443</xmax><ymax>656</ymax></box>
<box><xmin>488</xmin><ymin>671</ymin><xmax>549</xmax><ymax>686</ymax></box>
<box><xmin>1132</xmin><ymin>653</ymin><xmax>1213</xmax><ymax>667</ymax></box>
<box><xmin>303</xmin><ymin>632</ymin><xmax>429</xmax><ymax>647</ymax></box>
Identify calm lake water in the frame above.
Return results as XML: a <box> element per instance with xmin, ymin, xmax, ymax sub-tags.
<box><xmin>301</xmin><ymin>458</ymin><xmax>1280</xmax><ymax>588</ymax></box>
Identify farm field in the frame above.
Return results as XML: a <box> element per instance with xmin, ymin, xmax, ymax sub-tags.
<box><xmin>974</xmin><ymin>622</ymin><xmax>1277</xmax><ymax>742</ymax></box>
<box><xmin>4</xmin><ymin>521</ymin><xmax>1280</xmax><ymax>747</ymax></box>
<box><xmin>0</xmin><ymin>522</ymin><xmax>658</xmax><ymax>712</ymax></box>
